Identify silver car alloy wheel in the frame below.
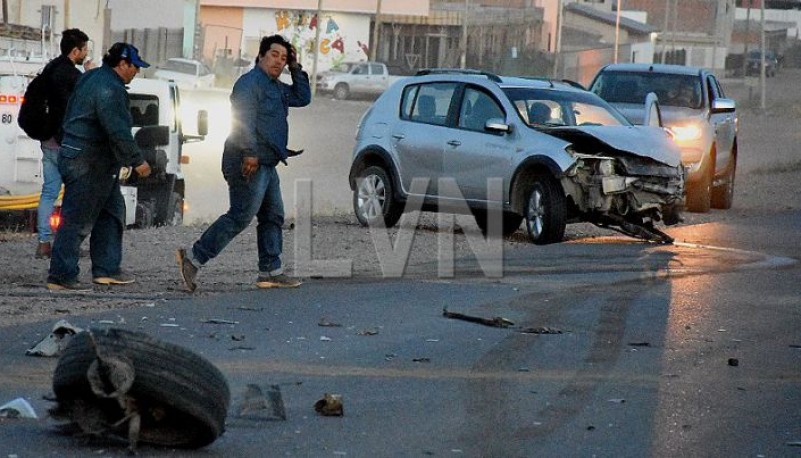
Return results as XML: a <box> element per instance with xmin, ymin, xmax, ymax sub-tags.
<box><xmin>526</xmin><ymin>187</ymin><xmax>545</xmax><ymax>239</ymax></box>
<box><xmin>357</xmin><ymin>174</ymin><xmax>386</xmax><ymax>222</ymax></box>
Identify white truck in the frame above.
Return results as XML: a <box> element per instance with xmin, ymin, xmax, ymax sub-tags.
<box><xmin>316</xmin><ymin>61</ymin><xmax>405</xmax><ymax>100</ymax></box>
<box><xmin>0</xmin><ymin>67</ymin><xmax>207</xmax><ymax>230</ymax></box>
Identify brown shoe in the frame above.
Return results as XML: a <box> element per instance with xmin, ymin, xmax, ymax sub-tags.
<box><xmin>256</xmin><ymin>273</ymin><xmax>302</xmax><ymax>289</ymax></box>
<box><xmin>176</xmin><ymin>248</ymin><xmax>198</xmax><ymax>292</ymax></box>
<box><xmin>35</xmin><ymin>241</ymin><xmax>51</xmax><ymax>259</ymax></box>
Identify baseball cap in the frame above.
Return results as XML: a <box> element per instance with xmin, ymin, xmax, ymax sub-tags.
<box><xmin>109</xmin><ymin>42</ymin><xmax>150</xmax><ymax>68</ymax></box>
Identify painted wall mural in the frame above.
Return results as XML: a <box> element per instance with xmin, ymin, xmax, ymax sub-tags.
<box><xmin>265</xmin><ymin>10</ymin><xmax>371</xmax><ymax>71</ymax></box>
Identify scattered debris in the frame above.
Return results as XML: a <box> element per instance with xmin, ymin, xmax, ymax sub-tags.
<box><xmin>786</xmin><ymin>441</ymin><xmax>801</xmax><ymax>447</ymax></box>
<box><xmin>519</xmin><ymin>326</ymin><xmax>562</xmax><ymax>335</ymax></box>
<box><xmin>627</xmin><ymin>342</ymin><xmax>651</xmax><ymax>347</ymax></box>
<box><xmin>0</xmin><ymin>398</ymin><xmax>37</xmax><ymax>419</ymax></box>
<box><xmin>314</xmin><ymin>393</ymin><xmax>343</xmax><ymax>417</ymax></box>
<box><xmin>203</xmin><ymin>318</ymin><xmax>239</xmax><ymax>325</ymax></box>
<box><xmin>235</xmin><ymin>384</ymin><xmax>286</xmax><ymax>421</ymax></box>
<box><xmin>357</xmin><ymin>329</ymin><xmax>379</xmax><ymax>336</ymax></box>
<box><xmin>26</xmin><ymin>319</ymin><xmax>83</xmax><ymax>357</ymax></box>
<box><xmin>237</xmin><ymin>306</ymin><xmax>264</xmax><ymax>311</ymax></box>
<box><xmin>728</xmin><ymin>358</ymin><xmax>739</xmax><ymax>367</ymax></box>
<box><xmin>159</xmin><ymin>323</ymin><xmax>179</xmax><ymax>327</ymax></box>
<box><xmin>412</xmin><ymin>357</ymin><xmax>431</xmax><ymax>363</ymax></box>
<box><xmin>608</xmin><ymin>398</ymin><xmax>626</xmax><ymax>404</ymax></box>
<box><xmin>789</xmin><ymin>344</ymin><xmax>801</xmax><ymax>349</ymax></box>
<box><xmin>318</xmin><ymin>318</ymin><xmax>343</xmax><ymax>327</ymax></box>
<box><xmin>229</xmin><ymin>346</ymin><xmax>255</xmax><ymax>351</ymax></box>
<box><xmin>320</xmin><ymin>336</ymin><xmax>332</xmax><ymax>342</ymax></box>
<box><xmin>426</xmin><ymin>339</ymin><xmax>440</xmax><ymax>342</ymax></box>
<box><xmin>442</xmin><ymin>308</ymin><xmax>514</xmax><ymax>328</ymax></box>
<box><xmin>384</xmin><ymin>353</ymin><xmax>396</xmax><ymax>361</ymax></box>
<box><xmin>231</xmin><ymin>334</ymin><xmax>246</xmax><ymax>342</ymax></box>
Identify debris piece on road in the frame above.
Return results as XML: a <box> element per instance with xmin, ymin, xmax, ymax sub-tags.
<box><xmin>159</xmin><ymin>323</ymin><xmax>180</xmax><ymax>327</ymax></box>
<box><xmin>318</xmin><ymin>318</ymin><xmax>343</xmax><ymax>327</ymax></box>
<box><xmin>236</xmin><ymin>384</ymin><xmax>286</xmax><ymax>421</ymax></box>
<box><xmin>0</xmin><ymin>398</ymin><xmax>37</xmax><ymax>419</ymax></box>
<box><xmin>320</xmin><ymin>336</ymin><xmax>332</xmax><ymax>342</ymax></box>
<box><xmin>203</xmin><ymin>318</ymin><xmax>239</xmax><ymax>325</ymax></box>
<box><xmin>357</xmin><ymin>329</ymin><xmax>379</xmax><ymax>336</ymax></box>
<box><xmin>519</xmin><ymin>326</ymin><xmax>562</xmax><ymax>334</ymax></box>
<box><xmin>789</xmin><ymin>344</ymin><xmax>801</xmax><ymax>349</ymax></box>
<box><xmin>26</xmin><ymin>319</ymin><xmax>83</xmax><ymax>357</ymax></box>
<box><xmin>314</xmin><ymin>393</ymin><xmax>344</xmax><ymax>416</ymax></box>
<box><xmin>412</xmin><ymin>357</ymin><xmax>431</xmax><ymax>363</ymax></box>
<box><xmin>229</xmin><ymin>346</ymin><xmax>255</xmax><ymax>351</ymax></box>
<box><xmin>237</xmin><ymin>306</ymin><xmax>264</xmax><ymax>311</ymax></box>
<box><xmin>627</xmin><ymin>342</ymin><xmax>651</xmax><ymax>347</ymax></box>
<box><xmin>442</xmin><ymin>308</ymin><xmax>514</xmax><ymax>328</ymax></box>
<box><xmin>608</xmin><ymin>398</ymin><xmax>626</xmax><ymax>404</ymax></box>
<box><xmin>728</xmin><ymin>358</ymin><xmax>739</xmax><ymax>367</ymax></box>
<box><xmin>786</xmin><ymin>441</ymin><xmax>801</xmax><ymax>447</ymax></box>
<box><xmin>231</xmin><ymin>334</ymin><xmax>246</xmax><ymax>341</ymax></box>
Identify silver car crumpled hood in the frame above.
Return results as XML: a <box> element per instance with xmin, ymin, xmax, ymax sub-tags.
<box><xmin>547</xmin><ymin>125</ymin><xmax>681</xmax><ymax>168</ymax></box>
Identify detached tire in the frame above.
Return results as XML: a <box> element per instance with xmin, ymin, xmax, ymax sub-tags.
<box><xmin>53</xmin><ymin>328</ymin><xmax>230</xmax><ymax>448</ymax></box>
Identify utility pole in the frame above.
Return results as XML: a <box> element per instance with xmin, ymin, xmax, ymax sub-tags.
<box><xmin>661</xmin><ymin>0</ymin><xmax>669</xmax><ymax>63</ymax></box>
<box><xmin>1</xmin><ymin>0</ymin><xmax>7</xmax><ymax>25</ymax></box>
<box><xmin>742</xmin><ymin>0</ymin><xmax>751</xmax><ymax>78</ymax></box>
<box><xmin>552</xmin><ymin>0</ymin><xmax>563</xmax><ymax>78</ymax></box>
<box><xmin>760</xmin><ymin>0</ymin><xmax>766</xmax><ymax>110</ymax></box>
<box><xmin>370</xmin><ymin>0</ymin><xmax>382</xmax><ymax>61</ymax></box>
<box><xmin>614</xmin><ymin>0</ymin><xmax>621</xmax><ymax>63</ymax></box>
<box><xmin>312</xmin><ymin>0</ymin><xmax>323</xmax><ymax>96</ymax></box>
<box><xmin>460</xmin><ymin>0</ymin><xmax>469</xmax><ymax>69</ymax></box>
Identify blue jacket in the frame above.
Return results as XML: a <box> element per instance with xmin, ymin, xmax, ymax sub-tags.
<box><xmin>60</xmin><ymin>65</ymin><xmax>144</xmax><ymax>169</ymax></box>
<box><xmin>223</xmin><ymin>65</ymin><xmax>311</xmax><ymax>166</ymax></box>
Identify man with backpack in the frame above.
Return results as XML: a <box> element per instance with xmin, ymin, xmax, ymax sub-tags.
<box><xmin>19</xmin><ymin>29</ymin><xmax>93</xmax><ymax>259</ymax></box>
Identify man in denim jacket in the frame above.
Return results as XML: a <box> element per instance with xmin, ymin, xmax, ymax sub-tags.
<box><xmin>47</xmin><ymin>43</ymin><xmax>152</xmax><ymax>291</ymax></box>
<box><xmin>176</xmin><ymin>34</ymin><xmax>311</xmax><ymax>292</ymax></box>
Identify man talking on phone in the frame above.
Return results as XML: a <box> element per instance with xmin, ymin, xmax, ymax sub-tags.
<box><xmin>176</xmin><ymin>34</ymin><xmax>311</xmax><ymax>292</ymax></box>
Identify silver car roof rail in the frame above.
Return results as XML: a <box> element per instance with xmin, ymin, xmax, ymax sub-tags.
<box><xmin>415</xmin><ymin>68</ymin><xmax>502</xmax><ymax>83</ymax></box>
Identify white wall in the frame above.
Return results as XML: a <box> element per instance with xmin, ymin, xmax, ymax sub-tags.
<box><xmin>108</xmin><ymin>0</ymin><xmax>185</xmax><ymax>30</ymax></box>
<box><xmin>736</xmin><ymin>7</ymin><xmax>801</xmax><ymax>39</ymax></box>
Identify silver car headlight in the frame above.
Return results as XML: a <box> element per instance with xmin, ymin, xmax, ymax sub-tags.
<box><xmin>668</xmin><ymin>123</ymin><xmax>703</xmax><ymax>142</ymax></box>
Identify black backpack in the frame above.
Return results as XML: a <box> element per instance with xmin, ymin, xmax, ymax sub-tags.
<box><xmin>18</xmin><ymin>68</ymin><xmax>56</xmax><ymax>141</ymax></box>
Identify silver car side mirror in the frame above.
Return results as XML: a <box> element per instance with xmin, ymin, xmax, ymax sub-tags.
<box><xmin>485</xmin><ymin>117</ymin><xmax>512</xmax><ymax>133</ymax></box>
<box><xmin>711</xmin><ymin>98</ymin><xmax>736</xmax><ymax>113</ymax></box>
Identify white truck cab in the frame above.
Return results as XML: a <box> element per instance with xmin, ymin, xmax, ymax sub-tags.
<box><xmin>0</xmin><ymin>72</ymin><xmax>206</xmax><ymax>229</ymax></box>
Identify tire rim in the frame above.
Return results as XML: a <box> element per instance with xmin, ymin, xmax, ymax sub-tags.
<box><xmin>526</xmin><ymin>187</ymin><xmax>544</xmax><ymax>238</ymax></box>
<box><xmin>357</xmin><ymin>174</ymin><xmax>386</xmax><ymax>221</ymax></box>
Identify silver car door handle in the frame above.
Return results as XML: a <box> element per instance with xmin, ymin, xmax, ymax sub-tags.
<box><xmin>447</xmin><ymin>140</ymin><xmax>461</xmax><ymax>147</ymax></box>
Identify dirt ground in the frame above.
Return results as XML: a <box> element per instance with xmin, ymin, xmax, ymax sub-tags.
<box><xmin>1</xmin><ymin>70</ymin><xmax>799</xmax><ymax>327</ymax></box>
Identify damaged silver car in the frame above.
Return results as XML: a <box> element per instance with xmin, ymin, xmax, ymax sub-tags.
<box><xmin>348</xmin><ymin>69</ymin><xmax>684</xmax><ymax>244</ymax></box>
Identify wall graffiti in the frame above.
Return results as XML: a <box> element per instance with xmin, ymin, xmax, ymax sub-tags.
<box><xmin>273</xmin><ymin>10</ymin><xmax>369</xmax><ymax>70</ymax></box>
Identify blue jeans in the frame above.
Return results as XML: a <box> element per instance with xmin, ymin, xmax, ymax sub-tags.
<box><xmin>38</xmin><ymin>144</ymin><xmax>63</xmax><ymax>243</ymax></box>
<box><xmin>192</xmin><ymin>159</ymin><xmax>284</xmax><ymax>273</ymax></box>
<box><xmin>48</xmin><ymin>149</ymin><xmax>126</xmax><ymax>284</ymax></box>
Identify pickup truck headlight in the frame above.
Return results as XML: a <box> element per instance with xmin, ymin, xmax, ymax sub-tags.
<box><xmin>668</xmin><ymin>123</ymin><xmax>703</xmax><ymax>142</ymax></box>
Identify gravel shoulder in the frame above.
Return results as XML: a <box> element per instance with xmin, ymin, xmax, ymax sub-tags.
<box><xmin>1</xmin><ymin>70</ymin><xmax>800</xmax><ymax>327</ymax></box>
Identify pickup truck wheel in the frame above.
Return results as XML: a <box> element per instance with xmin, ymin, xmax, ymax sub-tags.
<box><xmin>711</xmin><ymin>154</ymin><xmax>736</xmax><ymax>210</ymax></box>
<box><xmin>53</xmin><ymin>328</ymin><xmax>230</xmax><ymax>449</ymax></box>
<box><xmin>166</xmin><ymin>192</ymin><xmax>184</xmax><ymax>226</ymax></box>
<box><xmin>686</xmin><ymin>156</ymin><xmax>713</xmax><ymax>213</ymax></box>
<box><xmin>524</xmin><ymin>175</ymin><xmax>566</xmax><ymax>244</ymax></box>
<box><xmin>353</xmin><ymin>166</ymin><xmax>402</xmax><ymax>228</ymax></box>
<box><xmin>333</xmin><ymin>83</ymin><xmax>350</xmax><ymax>100</ymax></box>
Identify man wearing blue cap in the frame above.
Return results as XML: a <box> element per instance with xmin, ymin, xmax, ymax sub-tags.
<box><xmin>47</xmin><ymin>43</ymin><xmax>153</xmax><ymax>291</ymax></box>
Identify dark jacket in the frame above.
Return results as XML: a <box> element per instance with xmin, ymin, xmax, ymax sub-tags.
<box><xmin>59</xmin><ymin>65</ymin><xmax>144</xmax><ymax>170</ymax></box>
<box><xmin>223</xmin><ymin>65</ymin><xmax>311</xmax><ymax>167</ymax></box>
<box><xmin>42</xmin><ymin>54</ymin><xmax>82</xmax><ymax>143</ymax></box>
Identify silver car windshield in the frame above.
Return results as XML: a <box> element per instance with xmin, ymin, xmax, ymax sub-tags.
<box><xmin>503</xmin><ymin>87</ymin><xmax>630</xmax><ymax>128</ymax></box>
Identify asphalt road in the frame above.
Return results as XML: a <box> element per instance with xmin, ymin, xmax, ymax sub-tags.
<box><xmin>1</xmin><ymin>74</ymin><xmax>800</xmax><ymax>456</ymax></box>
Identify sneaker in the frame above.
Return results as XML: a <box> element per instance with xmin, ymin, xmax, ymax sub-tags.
<box><xmin>176</xmin><ymin>248</ymin><xmax>198</xmax><ymax>292</ymax></box>
<box><xmin>93</xmin><ymin>272</ymin><xmax>136</xmax><ymax>285</ymax></box>
<box><xmin>47</xmin><ymin>279</ymin><xmax>93</xmax><ymax>292</ymax></box>
<box><xmin>256</xmin><ymin>273</ymin><xmax>302</xmax><ymax>289</ymax></box>
<box><xmin>35</xmin><ymin>241</ymin><xmax>51</xmax><ymax>259</ymax></box>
